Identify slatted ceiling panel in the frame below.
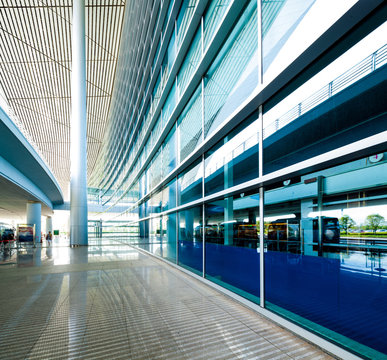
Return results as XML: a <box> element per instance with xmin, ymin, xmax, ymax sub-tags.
<box><xmin>0</xmin><ymin>0</ymin><xmax>125</xmax><ymax>199</ymax></box>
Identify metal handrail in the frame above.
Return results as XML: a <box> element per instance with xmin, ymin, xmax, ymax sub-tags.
<box><xmin>263</xmin><ymin>43</ymin><xmax>387</xmax><ymax>139</ymax></box>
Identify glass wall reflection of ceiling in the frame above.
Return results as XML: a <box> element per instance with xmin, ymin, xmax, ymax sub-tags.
<box><xmin>0</xmin><ymin>0</ymin><xmax>126</xmax><ymax>199</ymax></box>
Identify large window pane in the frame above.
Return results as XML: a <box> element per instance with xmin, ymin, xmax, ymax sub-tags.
<box><xmin>178</xmin><ymin>206</ymin><xmax>203</xmax><ymax>275</ymax></box>
<box><xmin>205</xmin><ymin>191</ymin><xmax>260</xmax><ymax>303</ymax></box>
<box><xmin>205</xmin><ymin>114</ymin><xmax>259</xmax><ymax>196</ymax></box>
<box><xmin>263</xmin><ymin>27</ymin><xmax>387</xmax><ymax>176</ymax></box>
<box><xmin>177</xmin><ymin>86</ymin><xmax>202</xmax><ymax>163</ymax></box>
<box><xmin>264</xmin><ymin>153</ymin><xmax>387</xmax><ymax>358</ymax></box>
<box><xmin>262</xmin><ymin>0</ymin><xmax>357</xmax><ymax>83</ymax></box>
<box><xmin>163</xmin><ymin>125</ymin><xmax>177</xmax><ymax>174</ymax></box>
<box><xmin>148</xmin><ymin>190</ymin><xmax>162</xmax><ymax>216</ymax></box>
<box><xmin>204</xmin><ymin>0</ymin><xmax>258</xmax><ymax>138</ymax></box>
<box><xmin>176</xmin><ymin>0</ymin><xmax>198</xmax><ymax>50</ymax></box>
<box><xmin>162</xmin><ymin>83</ymin><xmax>177</xmax><ymax>126</ymax></box>
<box><xmin>177</xmin><ymin>27</ymin><xmax>201</xmax><ymax>98</ymax></box>
<box><xmin>162</xmin><ymin>178</ymin><xmax>177</xmax><ymax>211</ymax></box>
<box><xmin>178</xmin><ymin>159</ymin><xmax>203</xmax><ymax>205</ymax></box>
<box><xmin>162</xmin><ymin>213</ymin><xmax>177</xmax><ymax>262</ymax></box>
<box><xmin>203</xmin><ymin>0</ymin><xmax>231</xmax><ymax>50</ymax></box>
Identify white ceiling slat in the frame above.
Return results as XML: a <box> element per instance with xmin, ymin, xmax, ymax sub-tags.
<box><xmin>0</xmin><ymin>0</ymin><xmax>126</xmax><ymax>199</ymax></box>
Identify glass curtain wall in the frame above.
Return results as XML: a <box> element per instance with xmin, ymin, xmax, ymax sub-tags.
<box><xmin>205</xmin><ymin>191</ymin><xmax>260</xmax><ymax>303</ymax></box>
<box><xmin>178</xmin><ymin>206</ymin><xmax>203</xmax><ymax>275</ymax></box>
<box><xmin>263</xmin><ymin>154</ymin><xmax>387</xmax><ymax>358</ymax></box>
<box><xmin>94</xmin><ymin>1</ymin><xmax>387</xmax><ymax>358</ymax></box>
<box><xmin>204</xmin><ymin>0</ymin><xmax>258</xmax><ymax>138</ymax></box>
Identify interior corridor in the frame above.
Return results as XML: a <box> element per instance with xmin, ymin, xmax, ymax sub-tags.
<box><xmin>0</xmin><ymin>239</ymin><xmax>333</xmax><ymax>359</ymax></box>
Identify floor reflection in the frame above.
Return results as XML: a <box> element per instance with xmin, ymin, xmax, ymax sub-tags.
<box><xmin>0</xmin><ymin>238</ymin><xmax>142</xmax><ymax>267</ymax></box>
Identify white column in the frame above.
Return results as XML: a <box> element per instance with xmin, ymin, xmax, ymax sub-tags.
<box><xmin>26</xmin><ymin>202</ymin><xmax>41</xmax><ymax>246</ymax></box>
<box><xmin>71</xmin><ymin>0</ymin><xmax>88</xmax><ymax>246</ymax></box>
<box><xmin>46</xmin><ymin>216</ymin><xmax>53</xmax><ymax>234</ymax></box>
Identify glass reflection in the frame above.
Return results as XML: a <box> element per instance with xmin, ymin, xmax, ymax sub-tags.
<box><xmin>205</xmin><ymin>192</ymin><xmax>260</xmax><ymax>303</ymax></box>
<box><xmin>178</xmin><ymin>206</ymin><xmax>203</xmax><ymax>275</ymax></box>
<box><xmin>205</xmin><ymin>115</ymin><xmax>259</xmax><ymax>196</ymax></box>
<box><xmin>178</xmin><ymin>160</ymin><xmax>203</xmax><ymax>205</ymax></box>
<box><xmin>264</xmin><ymin>153</ymin><xmax>387</xmax><ymax>357</ymax></box>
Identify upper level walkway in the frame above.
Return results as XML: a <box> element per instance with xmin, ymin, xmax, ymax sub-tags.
<box><xmin>0</xmin><ymin>239</ymin><xmax>333</xmax><ymax>360</ymax></box>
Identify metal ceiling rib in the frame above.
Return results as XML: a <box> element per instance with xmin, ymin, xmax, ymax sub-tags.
<box><xmin>0</xmin><ymin>0</ymin><xmax>125</xmax><ymax>200</ymax></box>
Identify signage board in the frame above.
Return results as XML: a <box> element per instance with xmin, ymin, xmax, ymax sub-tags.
<box><xmin>17</xmin><ymin>224</ymin><xmax>35</xmax><ymax>242</ymax></box>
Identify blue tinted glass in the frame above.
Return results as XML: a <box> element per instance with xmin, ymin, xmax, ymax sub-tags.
<box><xmin>177</xmin><ymin>27</ymin><xmax>201</xmax><ymax>98</ymax></box>
<box><xmin>178</xmin><ymin>206</ymin><xmax>203</xmax><ymax>275</ymax></box>
<box><xmin>205</xmin><ymin>192</ymin><xmax>260</xmax><ymax>303</ymax></box>
<box><xmin>264</xmin><ymin>159</ymin><xmax>387</xmax><ymax>358</ymax></box>
<box><xmin>177</xmin><ymin>86</ymin><xmax>202</xmax><ymax>163</ymax></box>
<box><xmin>203</xmin><ymin>0</ymin><xmax>231</xmax><ymax>50</ymax></box>
<box><xmin>176</xmin><ymin>0</ymin><xmax>198</xmax><ymax>50</ymax></box>
<box><xmin>162</xmin><ymin>83</ymin><xmax>176</xmax><ymax>126</ymax></box>
<box><xmin>204</xmin><ymin>0</ymin><xmax>258</xmax><ymax>138</ymax></box>
<box><xmin>162</xmin><ymin>178</ymin><xmax>177</xmax><ymax>211</ymax></box>
<box><xmin>205</xmin><ymin>115</ymin><xmax>259</xmax><ymax>196</ymax></box>
<box><xmin>178</xmin><ymin>160</ymin><xmax>203</xmax><ymax>205</ymax></box>
<box><xmin>162</xmin><ymin>213</ymin><xmax>177</xmax><ymax>262</ymax></box>
<box><xmin>163</xmin><ymin>125</ymin><xmax>177</xmax><ymax>174</ymax></box>
<box><xmin>148</xmin><ymin>190</ymin><xmax>162</xmax><ymax>216</ymax></box>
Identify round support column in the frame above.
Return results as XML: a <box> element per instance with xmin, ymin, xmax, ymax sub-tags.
<box><xmin>26</xmin><ymin>201</ymin><xmax>41</xmax><ymax>245</ymax></box>
<box><xmin>70</xmin><ymin>0</ymin><xmax>88</xmax><ymax>246</ymax></box>
<box><xmin>46</xmin><ymin>216</ymin><xmax>53</xmax><ymax>234</ymax></box>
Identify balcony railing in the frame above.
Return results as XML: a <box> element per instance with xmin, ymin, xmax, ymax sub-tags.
<box><xmin>263</xmin><ymin>43</ymin><xmax>387</xmax><ymax>139</ymax></box>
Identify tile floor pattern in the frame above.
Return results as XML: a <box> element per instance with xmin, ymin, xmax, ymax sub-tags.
<box><xmin>0</xmin><ymin>243</ymin><xmax>334</xmax><ymax>359</ymax></box>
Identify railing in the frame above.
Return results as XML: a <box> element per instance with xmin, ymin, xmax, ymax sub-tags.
<box><xmin>205</xmin><ymin>132</ymin><xmax>259</xmax><ymax>177</ymax></box>
<box><xmin>263</xmin><ymin>43</ymin><xmax>387</xmax><ymax>139</ymax></box>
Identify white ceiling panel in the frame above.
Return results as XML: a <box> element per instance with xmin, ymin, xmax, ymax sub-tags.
<box><xmin>0</xmin><ymin>0</ymin><xmax>126</xmax><ymax>199</ymax></box>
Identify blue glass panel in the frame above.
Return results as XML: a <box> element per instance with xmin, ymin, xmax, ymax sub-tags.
<box><xmin>177</xmin><ymin>27</ymin><xmax>201</xmax><ymax>98</ymax></box>
<box><xmin>161</xmin><ymin>213</ymin><xmax>177</xmax><ymax>263</ymax></box>
<box><xmin>203</xmin><ymin>0</ymin><xmax>231</xmax><ymax>50</ymax></box>
<box><xmin>178</xmin><ymin>206</ymin><xmax>203</xmax><ymax>275</ymax></box>
<box><xmin>162</xmin><ymin>82</ymin><xmax>176</xmax><ymax>126</ymax></box>
<box><xmin>204</xmin><ymin>0</ymin><xmax>258</xmax><ymax>138</ymax></box>
<box><xmin>205</xmin><ymin>192</ymin><xmax>260</xmax><ymax>303</ymax></box>
<box><xmin>178</xmin><ymin>159</ymin><xmax>203</xmax><ymax>205</ymax></box>
<box><xmin>177</xmin><ymin>86</ymin><xmax>202</xmax><ymax>163</ymax></box>
<box><xmin>205</xmin><ymin>114</ymin><xmax>259</xmax><ymax>196</ymax></box>
<box><xmin>163</xmin><ymin>125</ymin><xmax>177</xmax><ymax>175</ymax></box>
<box><xmin>176</xmin><ymin>0</ymin><xmax>198</xmax><ymax>50</ymax></box>
<box><xmin>162</xmin><ymin>178</ymin><xmax>177</xmax><ymax>211</ymax></box>
<box><xmin>263</xmin><ymin>159</ymin><xmax>387</xmax><ymax>357</ymax></box>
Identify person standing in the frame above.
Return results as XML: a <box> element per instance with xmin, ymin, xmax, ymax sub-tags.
<box><xmin>46</xmin><ymin>231</ymin><xmax>53</xmax><ymax>246</ymax></box>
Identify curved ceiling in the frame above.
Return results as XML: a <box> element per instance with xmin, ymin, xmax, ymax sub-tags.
<box><xmin>0</xmin><ymin>0</ymin><xmax>126</xmax><ymax>200</ymax></box>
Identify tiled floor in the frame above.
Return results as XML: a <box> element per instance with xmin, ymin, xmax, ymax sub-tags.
<box><xmin>0</xmin><ymin>240</ymin><xmax>334</xmax><ymax>359</ymax></box>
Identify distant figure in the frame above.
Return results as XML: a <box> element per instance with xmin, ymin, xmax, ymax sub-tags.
<box><xmin>46</xmin><ymin>231</ymin><xmax>53</xmax><ymax>246</ymax></box>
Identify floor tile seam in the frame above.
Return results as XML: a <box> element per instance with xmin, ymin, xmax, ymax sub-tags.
<box><xmin>174</xmin><ymin>334</ymin><xmax>272</xmax><ymax>354</ymax></box>
<box><xmin>0</xmin><ymin>275</ymin><xmax>65</xmax><ymax>351</ymax></box>
<box><xmin>166</xmin><ymin>319</ymin><xmax>259</xmax><ymax>338</ymax></box>
<box><xmin>140</xmin><ymin>255</ymin><xmax>333</xmax><ymax>360</ymax></box>
<box><xmin>119</xmin><ymin>248</ymin><xmax>309</xmax><ymax>357</ymax></box>
<box><xmin>74</xmin><ymin>274</ymin><xmax>99</xmax><ymax>356</ymax></box>
<box><xmin>130</xmin><ymin>248</ymin><xmax>212</xmax><ymax>296</ymax></box>
<box><xmin>292</xmin><ymin>349</ymin><xmax>325</xmax><ymax>360</ymax></box>
<box><xmin>202</xmin><ymin>293</ymin><xmax>325</xmax><ymax>359</ymax></box>
<box><xmin>97</xmin><ymin>265</ymin><xmax>133</xmax><ymax>344</ymax></box>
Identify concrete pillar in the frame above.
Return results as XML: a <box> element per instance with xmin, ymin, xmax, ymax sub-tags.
<box><xmin>70</xmin><ymin>0</ymin><xmax>88</xmax><ymax>246</ymax></box>
<box><xmin>46</xmin><ymin>216</ymin><xmax>53</xmax><ymax>234</ymax></box>
<box><xmin>26</xmin><ymin>202</ymin><xmax>41</xmax><ymax>245</ymax></box>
